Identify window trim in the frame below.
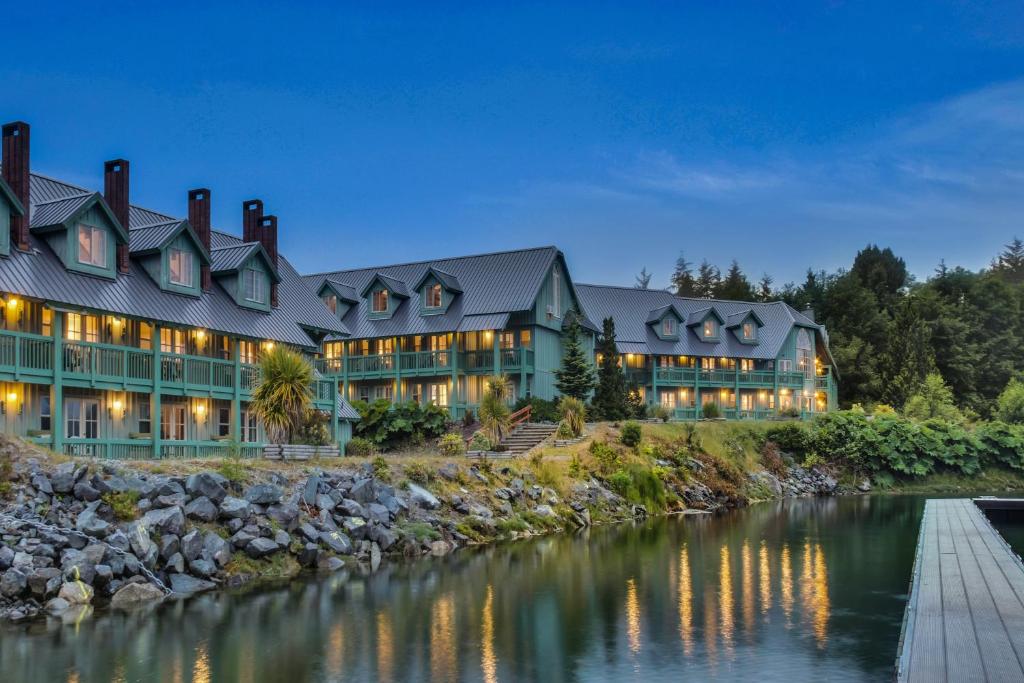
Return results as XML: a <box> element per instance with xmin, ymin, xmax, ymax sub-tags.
<box><xmin>703</xmin><ymin>319</ymin><xmax>718</xmax><ymax>338</ymax></box>
<box><xmin>371</xmin><ymin>288</ymin><xmax>389</xmax><ymax>313</ymax></box>
<box><xmin>243</xmin><ymin>268</ymin><xmax>266</xmax><ymax>304</ymax></box>
<box><xmin>168</xmin><ymin>247</ymin><xmax>193</xmax><ymax>287</ymax></box>
<box><xmin>77</xmin><ymin>224</ymin><xmax>107</xmax><ymax>268</ymax></box>
<box><xmin>65</xmin><ymin>398</ymin><xmax>100</xmax><ymax>440</ymax></box>
<box><xmin>662</xmin><ymin>317</ymin><xmax>675</xmax><ymax>337</ymax></box>
<box><xmin>425</xmin><ymin>283</ymin><xmax>443</xmax><ymax>309</ymax></box>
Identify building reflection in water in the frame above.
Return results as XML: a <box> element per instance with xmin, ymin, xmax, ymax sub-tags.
<box><xmin>719</xmin><ymin>545</ymin><xmax>734</xmax><ymax>657</ymax></box>
<box><xmin>431</xmin><ymin>593</ymin><xmax>457</xmax><ymax>681</ymax></box>
<box><xmin>326</xmin><ymin>623</ymin><xmax>344</xmax><ymax>679</ymax></box>
<box><xmin>780</xmin><ymin>543</ymin><xmax>794</xmax><ymax>626</ymax></box>
<box><xmin>812</xmin><ymin>544</ymin><xmax>831</xmax><ymax>648</ymax></box>
<box><xmin>741</xmin><ymin>540</ymin><xmax>754</xmax><ymax>640</ymax></box>
<box><xmin>376</xmin><ymin>611</ymin><xmax>393</xmax><ymax>683</ymax></box>
<box><xmin>678</xmin><ymin>546</ymin><xmax>693</xmax><ymax>656</ymax></box>
<box><xmin>759</xmin><ymin>541</ymin><xmax>771</xmax><ymax>617</ymax></box>
<box><xmin>481</xmin><ymin>585</ymin><xmax>498</xmax><ymax>683</ymax></box>
<box><xmin>625</xmin><ymin>578</ymin><xmax>642</xmax><ymax>655</ymax></box>
<box><xmin>192</xmin><ymin>642</ymin><xmax>210</xmax><ymax>683</ymax></box>
<box><xmin>703</xmin><ymin>582</ymin><xmax>718</xmax><ymax>667</ymax></box>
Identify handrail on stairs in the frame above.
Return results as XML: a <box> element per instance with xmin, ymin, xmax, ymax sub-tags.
<box><xmin>508</xmin><ymin>404</ymin><xmax>532</xmax><ymax>430</ymax></box>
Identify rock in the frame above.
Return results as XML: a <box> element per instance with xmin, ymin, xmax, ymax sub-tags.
<box><xmin>533</xmin><ymin>505</ymin><xmax>556</xmax><ymax>518</ymax></box>
<box><xmin>110</xmin><ymin>581</ymin><xmax>165</xmax><ymax>607</ymax></box>
<box><xmin>73</xmin><ymin>481</ymin><xmax>101</xmax><ymax>502</ymax></box>
<box><xmin>323</xmin><ymin>556</ymin><xmax>345</xmax><ymax>572</ymax></box>
<box><xmin>154</xmin><ymin>493</ymin><xmax>188</xmax><ymax>508</ymax></box>
<box><xmin>202</xmin><ymin>532</ymin><xmax>231</xmax><ymax>567</ymax></box>
<box><xmin>370</xmin><ymin>542</ymin><xmax>381</xmax><ymax>572</ymax></box>
<box><xmin>316</xmin><ymin>493</ymin><xmax>336</xmax><ymax>511</ymax></box>
<box><xmin>169</xmin><ymin>573</ymin><xmax>215</xmax><ymax>595</ymax></box>
<box><xmin>45</xmin><ymin>597</ymin><xmax>70</xmax><ymax>614</ymax></box>
<box><xmin>51</xmin><ymin>462</ymin><xmax>82</xmax><ymax>493</ymax></box>
<box><xmin>165</xmin><ymin>552</ymin><xmax>185</xmax><ymax>574</ymax></box>
<box><xmin>230</xmin><ymin>529</ymin><xmax>257</xmax><ymax>549</ymax></box>
<box><xmin>126</xmin><ymin>522</ymin><xmax>155</xmax><ymax>564</ymax></box>
<box><xmin>185</xmin><ymin>472</ymin><xmax>228</xmax><ymax>504</ymax></box>
<box><xmin>348</xmin><ymin>479</ymin><xmax>375</xmax><ymax>504</ymax></box>
<box><xmin>244</xmin><ymin>484</ymin><xmax>283</xmax><ymax>505</ymax></box>
<box><xmin>245</xmin><ymin>538</ymin><xmax>279</xmax><ymax>558</ymax></box>
<box><xmin>406</xmin><ymin>483</ymin><xmax>441</xmax><ymax>510</ymax></box>
<box><xmin>219</xmin><ymin>496</ymin><xmax>251</xmax><ymax>520</ymax></box>
<box><xmin>857</xmin><ymin>479</ymin><xmax>872</xmax><ymax>493</ymax></box>
<box><xmin>1</xmin><ymin>568</ymin><xmax>28</xmax><ymax>597</ymax></box>
<box><xmin>106</xmin><ymin>530</ymin><xmax>130</xmax><ymax>553</ymax></box>
<box><xmin>184</xmin><ymin>496</ymin><xmax>218</xmax><ymax>522</ymax></box>
<box><xmin>0</xmin><ymin>546</ymin><xmax>14</xmax><ymax>570</ymax></box>
<box><xmin>94</xmin><ymin>564</ymin><xmax>114</xmax><ymax>585</ymax></box>
<box><xmin>298</xmin><ymin>543</ymin><xmax>320</xmax><ymax>567</ymax></box>
<box><xmin>152</xmin><ymin>480</ymin><xmax>185</xmax><ymax>498</ymax></box>
<box><xmin>180</xmin><ymin>530</ymin><xmax>203</xmax><ymax>562</ymax></box>
<box><xmin>58</xmin><ymin>581</ymin><xmax>94</xmax><ymax>604</ymax></box>
<box><xmin>438</xmin><ymin>463</ymin><xmax>461</xmax><ymax>481</ymax></box>
<box><xmin>319</xmin><ymin>530</ymin><xmax>353</xmax><ymax>555</ymax></box>
<box><xmin>76</xmin><ymin>501</ymin><xmax>111</xmax><ymax>538</ymax></box>
<box><xmin>189</xmin><ymin>558</ymin><xmax>217</xmax><ymax>578</ymax></box>
<box><xmin>366</xmin><ymin>503</ymin><xmax>390</xmax><ymax>524</ymax></box>
<box><xmin>338</xmin><ymin>499</ymin><xmax>364</xmax><ymax>518</ymax></box>
<box><xmin>159</xmin><ymin>535</ymin><xmax>180</xmax><ymax>561</ymax></box>
<box><xmin>273</xmin><ymin>530</ymin><xmax>290</xmax><ymax>547</ymax></box>
<box><xmin>302</xmin><ymin>475</ymin><xmax>322</xmax><ymax>505</ymax></box>
<box><xmin>429</xmin><ymin>540</ymin><xmax>451</xmax><ymax>556</ymax></box>
<box><xmin>266</xmin><ymin>503</ymin><xmax>300</xmax><ymax>530</ymax></box>
<box><xmin>141</xmin><ymin>506</ymin><xmax>186</xmax><ymax>537</ymax></box>
<box><xmin>342</xmin><ymin>517</ymin><xmax>367</xmax><ymax>539</ymax></box>
<box><xmin>32</xmin><ymin>473</ymin><xmax>54</xmax><ymax>495</ymax></box>
<box><xmin>367</xmin><ymin>524</ymin><xmax>397</xmax><ymax>551</ymax></box>
<box><xmin>298</xmin><ymin>522</ymin><xmax>319</xmax><ymax>542</ymax></box>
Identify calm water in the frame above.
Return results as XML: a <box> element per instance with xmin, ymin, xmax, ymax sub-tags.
<box><xmin>3</xmin><ymin>495</ymin><xmax>931</xmax><ymax>682</ymax></box>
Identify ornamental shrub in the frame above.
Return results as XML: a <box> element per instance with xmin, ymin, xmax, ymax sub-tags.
<box><xmin>702</xmin><ymin>402</ymin><xmax>722</xmax><ymax>419</ymax></box>
<box><xmin>765</xmin><ymin>422</ymin><xmax>812</xmax><ymax>455</ymax></box>
<box><xmin>438</xmin><ymin>432</ymin><xmax>466</xmax><ymax>457</ymax></box>
<box><xmin>558</xmin><ymin>396</ymin><xmax>586</xmax><ymax>437</ymax></box>
<box><xmin>346</xmin><ymin>436</ymin><xmax>378</xmax><ymax>457</ymax></box>
<box><xmin>352</xmin><ymin>400</ymin><xmax>449</xmax><ymax>451</ymax></box>
<box><xmin>996</xmin><ymin>379</ymin><xmax>1024</xmax><ymax>425</ymax></box>
<box><xmin>589</xmin><ymin>440</ymin><xmax>621</xmax><ymax>474</ymax></box>
<box><xmin>620</xmin><ymin>421</ymin><xmax>642</xmax><ymax>448</ymax></box>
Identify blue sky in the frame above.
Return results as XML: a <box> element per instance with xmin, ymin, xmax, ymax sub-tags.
<box><xmin>2</xmin><ymin>2</ymin><xmax>1023</xmax><ymax>287</ymax></box>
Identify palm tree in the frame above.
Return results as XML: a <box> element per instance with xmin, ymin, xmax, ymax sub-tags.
<box><xmin>250</xmin><ymin>346</ymin><xmax>314</xmax><ymax>444</ymax></box>
<box><xmin>478</xmin><ymin>375</ymin><xmax>512</xmax><ymax>446</ymax></box>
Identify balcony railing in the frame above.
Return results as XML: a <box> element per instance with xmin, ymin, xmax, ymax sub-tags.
<box><xmin>0</xmin><ymin>330</ymin><xmax>54</xmax><ymax>378</ymax></box>
<box><xmin>326</xmin><ymin>347</ymin><xmax>535</xmax><ymax>379</ymax></box>
<box><xmin>62</xmin><ymin>439</ymin><xmax>264</xmax><ymax>460</ymax></box>
<box><xmin>400</xmin><ymin>350</ymin><xmax>452</xmax><ymax>374</ymax></box>
<box><xmin>62</xmin><ymin>341</ymin><xmax>153</xmax><ymax>386</ymax></box>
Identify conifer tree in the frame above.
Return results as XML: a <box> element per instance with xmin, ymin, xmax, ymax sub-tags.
<box><xmin>634</xmin><ymin>267</ymin><xmax>652</xmax><ymax>289</ymax></box>
<box><xmin>672</xmin><ymin>252</ymin><xmax>699</xmax><ymax>297</ymax></box>
<box><xmin>695</xmin><ymin>260</ymin><xmax>720</xmax><ymax>299</ymax></box>
<box><xmin>756</xmin><ymin>273</ymin><xmax>775</xmax><ymax>302</ymax></box>
<box><xmin>716</xmin><ymin>259</ymin><xmax>755</xmax><ymax>300</ymax></box>
<box><xmin>591</xmin><ymin>317</ymin><xmax>628</xmax><ymax>420</ymax></box>
<box><xmin>554</xmin><ymin>314</ymin><xmax>595</xmax><ymax>400</ymax></box>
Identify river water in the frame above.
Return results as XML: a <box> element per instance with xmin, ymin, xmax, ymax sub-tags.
<box><xmin>3</xmin><ymin>495</ymin><xmax>931</xmax><ymax>682</ymax></box>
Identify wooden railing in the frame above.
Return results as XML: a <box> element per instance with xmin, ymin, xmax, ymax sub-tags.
<box><xmin>0</xmin><ymin>330</ymin><xmax>54</xmax><ymax>376</ymax></box>
<box><xmin>509</xmin><ymin>404</ymin><xmax>532</xmax><ymax>430</ymax></box>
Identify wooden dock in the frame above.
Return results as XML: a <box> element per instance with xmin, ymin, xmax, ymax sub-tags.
<box><xmin>897</xmin><ymin>498</ymin><xmax>1024</xmax><ymax>682</ymax></box>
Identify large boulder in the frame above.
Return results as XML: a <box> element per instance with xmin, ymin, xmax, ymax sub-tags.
<box><xmin>366</xmin><ymin>503</ymin><xmax>390</xmax><ymax>525</ymax></box>
<box><xmin>184</xmin><ymin>496</ymin><xmax>218</xmax><ymax>522</ymax></box>
<box><xmin>180</xmin><ymin>530</ymin><xmax>203</xmax><ymax>562</ymax></box>
<box><xmin>76</xmin><ymin>501</ymin><xmax>111</xmax><ymax>538</ymax></box>
<box><xmin>202</xmin><ymin>532</ymin><xmax>231</xmax><ymax>567</ymax></box>
<box><xmin>58</xmin><ymin>581</ymin><xmax>94</xmax><ymax>605</ymax></box>
<box><xmin>110</xmin><ymin>581</ymin><xmax>165</xmax><ymax>608</ymax></box>
<box><xmin>244</xmin><ymin>484</ymin><xmax>283</xmax><ymax>505</ymax></box>
<box><xmin>168</xmin><ymin>573</ymin><xmax>215</xmax><ymax>596</ymax></box>
<box><xmin>245</xmin><ymin>538</ymin><xmax>279</xmax><ymax>559</ymax></box>
<box><xmin>406</xmin><ymin>483</ymin><xmax>440</xmax><ymax>510</ymax></box>
<box><xmin>318</xmin><ymin>530</ymin><xmax>352</xmax><ymax>555</ymax></box>
<box><xmin>185</xmin><ymin>472</ymin><xmax>228</xmax><ymax>504</ymax></box>
<box><xmin>141</xmin><ymin>506</ymin><xmax>186</xmax><ymax>537</ymax></box>
<box><xmin>51</xmin><ymin>462</ymin><xmax>84</xmax><ymax>493</ymax></box>
<box><xmin>267</xmin><ymin>503</ymin><xmax>300</xmax><ymax>530</ymax></box>
<box><xmin>0</xmin><ymin>568</ymin><xmax>27</xmax><ymax>597</ymax></box>
<box><xmin>219</xmin><ymin>496</ymin><xmax>251</xmax><ymax>520</ymax></box>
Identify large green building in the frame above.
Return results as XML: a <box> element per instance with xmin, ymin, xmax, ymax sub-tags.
<box><xmin>0</xmin><ymin>121</ymin><xmax>838</xmax><ymax>459</ymax></box>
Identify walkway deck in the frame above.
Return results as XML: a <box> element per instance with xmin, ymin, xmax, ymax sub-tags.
<box><xmin>897</xmin><ymin>498</ymin><xmax>1024</xmax><ymax>682</ymax></box>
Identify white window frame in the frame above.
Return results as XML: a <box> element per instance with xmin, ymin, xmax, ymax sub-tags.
<box><xmin>743</xmin><ymin>322</ymin><xmax>755</xmax><ymax>340</ymax></box>
<box><xmin>779</xmin><ymin>359</ymin><xmax>793</xmax><ymax>373</ymax></box>
<box><xmin>703</xmin><ymin>319</ymin><xmax>717</xmax><ymax>338</ymax></box>
<box><xmin>77</xmin><ymin>224</ymin><xmax>107</xmax><ymax>268</ymax></box>
<box><xmin>168</xmin><ymin>248</ymin><xmax>193</xmax><ymax>286</ymax></box>
<box><xmin>160</xmin><ymin>403</ymin><xmax>187</xmax><ymax>441</ymax></box>
<box><xmin>244</xmin><ymin>268</ymin><xmax>265</xmax><ymax>304</ymax></box>
<box><xmin>371</xmin><ymin>288</ymin><xmax>389</xmax><ymax>313</ymax></box>
<box><xmin>429</xmin><ymin>383</ymin><xmax>448</xmax><ymax>407</ymax></box>
<box><xmin>662</xmin><ymin>318</ymin><xmax>675</xmax><ymax>336</ymax></box>
<box><xmin>426</xmin><ymin>283</ymin><xmax>442</xmax><ymax>308</ymax></box>
<box><xmin>65</xmin><ymin>398</ymin><xmax>100</xmax><ymax>439</ymax></box>
<box><xmin>217</xmin><ymin>406</ymin><xmax>231</xmax><ymax>437</ymax></box>
<box><xmin>323</xmin><ymin>294</ymin><xmax>337</xmax><ymax>314</ymax></box>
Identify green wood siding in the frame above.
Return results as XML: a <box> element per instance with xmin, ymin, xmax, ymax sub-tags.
<box><xmin>232</xmin><ymin>256</ymin><xmax>272</xmax><ymax>312</ymax></box>
<box><xmin>418</xmin><ymin>275</ymin><xmax>454</xmax><ymax>315</ymax></box>
<box><xmin>367</xmin><ymin>282</ymin><xmax>400</xmax><ymax>319</ymax></box>
<box><xmin>533</xmin><ymin>260</ymin><xmax>573</xmax><ymax>331</ymax></box>
<box><xmin>160</xmin><ymin>234</ymin><xmax>201</xmax><ymax>297</ymax></box>
<box><xmin>0</xmin><ymin>196</ymin><xmax>10</xmax><ymax>257</ymax></box>
<box><xmin>64</xmin><ymin>206</ymin><xmax>119</xmax><ymax>279</ymax></box>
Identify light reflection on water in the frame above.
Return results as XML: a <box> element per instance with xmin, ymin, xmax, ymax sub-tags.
<box><xmin>8</xmin><ymin>495</ymin><xmax>926</xmax><ymax>682</ymax></box>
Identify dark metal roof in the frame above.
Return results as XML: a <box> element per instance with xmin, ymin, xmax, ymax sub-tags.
<box><xmin>0</xmin><ymin>176</ymin><xmax>24</xmax><ymax>215</ymax></box>
<box><xmin>644</xmin><ymin>303</ymin><xmax>680</xmax><ymax>324</ymax></box>
<box><xmin>304</xmin><ymin>246</ymin><xmax>565</xmax><ymax>340</ymax></box>
<box><xmin>321</xmin><ymin>279</ymin><xmax>360</xmax><ymax>303</ymax></box>
<box><xmin>360</xmin><ymin>272</ymin><xmax>409</xmax><ymax>299</ymax></box>
<box><xmin>0</xmin><ymin>172</ymin><xmax>347</xmax><ymax>348</ymax></box>
<box><xmin>336</xmin><ymin>398</ymin><xmax>360</xmax><ymax>420</ymax></box>
<box><xmin>577</xmin><ymin>284</ymin><xmax>830</xmax><ymax>362</ymax></box>
<box><xmin>128</xmin><ymin>220</ymin><xmax>211</xmax><ymax>264</ymax></box>
<box><xmin>413</xmin><ymin>266</ymin><xmax>463</xmax><ymax>294</ymax></box>
<box><xmin>457</xmin><ymin>312</ymin><xmax>510</xmax><ymax>333</ymax></box>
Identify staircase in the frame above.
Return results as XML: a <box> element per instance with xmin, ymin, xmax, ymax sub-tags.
<box><xmin>500</xmin><ymin>422</ymin><xmax>558</xmax><ymax>456</ymax></box>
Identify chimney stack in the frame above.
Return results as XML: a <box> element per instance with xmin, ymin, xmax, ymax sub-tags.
<box><xmin>242</xmin><ymin>199</ymin><xmax>263</xmax><ymax>243</ymax></box>
<box><xmin>104</xmin><ymin>159</ymin><xmax>131</xmax><ymax>274</ymax></box>
<box><xmin>259</xmin><ymin>215</ymin><xmax>279</xmax><ymax>308</ymax></box>
<box><xmin>2</xmin><ymin>122</ymin><xmax>31</xmax><ymax>251</ymax></box>
<box><xmin>189</xmin><ymin>188</ymin><xmax>212</xmax><ymax>290</ymax></box>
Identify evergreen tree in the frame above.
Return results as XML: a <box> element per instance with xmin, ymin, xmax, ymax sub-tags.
<box><xmin>591</xmin><ymin>317</ymin><xmax>628</xmax><ymax>420</ymax></box>
<box><xmin>695</xmin><ymin>260</ymin><xmax>720</xmax><ymax>299</ymax></box>
<box><xmin>755</xmin><ymin>273</ymin><xmax>774</xmax><ymax>302</ymax></box>
<box><xmin>554</xmin><ymin>315</ymin><xmax>595</xmax><ymax>400</ymax></box>
<box><xmin>634</xmin><ymin>267</ymin><xmax>652</xmax><ymax>289</ymax></box>
<box><xmin>671</xmin><ymin>252</ymin><xmax>698</xmax><ymax>297</ymax></box>
<box><xmin>716</xmin><ymin>259</ymin><xmax>755</xmax><ymax>300</ymax></box>
<box><xmin>993</xmin><ymin>237</ymin><xmax>1024</xmax><ymax>284</ymax></box>
<box><xmin>625</xmin><ymin>383</ymin><xmax>647</xmax><ymax>419</ymax></box>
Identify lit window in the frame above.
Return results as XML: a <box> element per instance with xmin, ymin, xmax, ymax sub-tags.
<box><xmin>662</xmin><ymin>318</ymin><xmax>675</xmax><ymax>336</ymax></box>
<box><xmin>371</xmin><ymin>289</ymin><xmax>389</xmax><ymax>313</ymax></box>
<box><xmin>323</xmin><ymin>294</ymin><xmax>337</xmax><ymax>314</ymax></box>
<box><xmin>426</xmin><ymin>283</ymin><xmax>442</xmax><ymax>308</ymax></box>
<box><xmin>779</xmin><ymin>359</ymin><xmax>793</xmax><ymax>373</ymax></box>
<box><xmin>660</xmin><ymin>391</ymin><xmax>677</xmax><ymax>409</ymax></box>
<box><xmin>160</xmin><ymin>404</ymin><xmax>186</xmax><ymax>441</ymax></box>
<box><xmin>429</xmin><ymin>383</ymin><xmax>448</xmax><ymax>407</ymax></box>
<box><xmin>742</xmin><ymin>322</ymin><xmax>755</xmax><ymax>340</ymax></box>
<box><xmin>66</xmin><ymin>313</ymin><xmax>82</xmax><ymax>341</ymax></box>
<box><xmin>77</xmin><ymin>225</ymin><xmax>106</xmax><ymax>268</ymax></box>
<box><xmin>703</xmin><ymin>319</ymin><xmax>717</xmax><ymax>338</ymax></box>
<box><xmin>169</xmin><ymin>248</ymin><xmax>193</xmax><ymax>286</ymax></box>
<box><xmin>244</xmin><ymin>268</ymin><xmax>265</xmax><ymax>303</ymax></box>
<box><xmin>65</xmin><ymin>398</ymin><xmax>99</xmax><ymax>439</ymax></box>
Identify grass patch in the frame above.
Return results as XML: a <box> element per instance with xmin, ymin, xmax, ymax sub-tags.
<box><xmin>401</xmin><ymin>521</ymin><xmax>441</xmax><ymax>542</ymax></box>
<box><xmin>216</xmin><ymin>458</ymin><xmax>248</xmax><ymax>484</ymax></box>
<box><xmin>495</xmin><ymin>515</ymin><xmax>530</xmax><ymax>535</ymax></box>
<box><xmin>224</xmin><ymin>551</ymin><xmax>301</xmax><ymax>581</ymax></box>
<box><xmin>102</xmin><ymin>491</ymin><xmax>140</xmax><ymax>521</ymax></box>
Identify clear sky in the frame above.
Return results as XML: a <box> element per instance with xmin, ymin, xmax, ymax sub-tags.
<box><xmin>2</xmin><ymin>1</ymin><xmax>1023</xmax><ymax>287</ymax></box>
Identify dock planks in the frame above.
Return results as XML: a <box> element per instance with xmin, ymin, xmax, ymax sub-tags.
<box><xmin>897</xmin><ymin>498</ymin><xmax>1024</xmax><ymax>682</ymax></box>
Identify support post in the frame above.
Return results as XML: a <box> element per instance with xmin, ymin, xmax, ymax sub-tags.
<box><xmin>694</xmin><ymin>362</ymin><xmax>701</xmax><ymax>420</ymax></box>
<box><xmin>651</xmin><ymin>355</ymin><xmax>658</xmax><ymax>409</ymax></box>
<box><xmin>232</xmin><ymin>338</ymin><xmax>242</xmax><ymax>447</ymax></box>
<box><xmin>492</xmin><ymin>330</ymin><xmax>500</xmax><ymax>376</ymax></box>
<box><xmin>734</xmin><ymin>363</ymin><xmax>741</xmax><ymax>417</ymax></box>
<box><xmin>393</xmin><ymin>337</ymin><xmax>402</xmax><ymax>403</ymax></box>
<box><xmin>519</xmin><ymin>345</ymin><xmax>527</xmax><ymax>400</ymax></box>
<box><xmin>52</xmin><ymin>311</ymin><xmax>64</xmax><ymax>454</ymax></box>
<box><xmin>450</xmin><ymin>333</ymin><xmax>460</xmax><ymax>414</ymax></box>
<box><xmin>152</xmin><ymin>324</ymin><xmax>162</xmax><ymax>459</ymax></box>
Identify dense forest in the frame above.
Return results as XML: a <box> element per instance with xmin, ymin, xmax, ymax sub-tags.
<box><xmin>636</xmin><ymin>238</ymin><xmax>1024</xmax><ymax>418</ymax></box>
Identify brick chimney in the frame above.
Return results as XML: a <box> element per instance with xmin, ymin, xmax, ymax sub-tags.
<box><xmin>2</xmin><ymin>122</ymin><xmax>31</xmax><ymax>251</ymax></box>
<box><xmin>189</xmin><ymin>188</ymin><xmax>212</xmax><ymax>290</ymax></box>
<box><xmin>242</xmin><ymin>199</ymin><xmax>263</xmax><ymax>243</ymax></box>
<box><xmin>103</xmin><ymin>159</ymin><xmax>131</xmax><ymax>273</ymax></box>
<box><xmin>259</xmin><ymin>214</ymin><xmax>279</xmax><ymax>308</ymax></box>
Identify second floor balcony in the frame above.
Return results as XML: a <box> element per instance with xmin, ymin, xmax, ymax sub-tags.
<box><xmin>316</xmin><ymin>346</ymin><xmax>535</xmax><ymax>380</ymax></box>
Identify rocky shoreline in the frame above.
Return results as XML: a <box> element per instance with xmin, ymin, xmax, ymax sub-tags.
<box><xmin>0</xmin><ymin>436</ymin><xmax>842</xmax><ymax>624</ymax></box>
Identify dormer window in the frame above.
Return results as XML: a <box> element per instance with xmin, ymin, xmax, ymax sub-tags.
<box><xmin>662</xmin><ymin>318</ymin><xmax>675</xmax><ymax>337</ymax></box>
<box><xmin>77</xmin><ymin>225</ymin><xmax>106</xmax><ymax>268</ymax></box>
<box><xmin>703</xmin><ymin>319</ymin><xmax>718</xmax><ymax>338</ymax></box>
<box><xmin>372</xmin><ymin>289</ymin><xmax>389</xmax><ymax>313</ymax></box>
<box><xmin>243</xmin><ymin>268</ymin><xmax>265</xmax><ymax>304</ymax></box>
<box><xmin>426</xmin><ymin>283</ymin><xmax>442</xmax><ymax>308</ymax></box>
<box><xmin>169</xmin><ymin>248</ymin><xmax>192</xmax><ymax>286</ymax></box>
<box><xmin>742</xmin><ymin>322</ymin><xmax>755</xmax><ymax>341</ymax></box>
<box><xmin>323</xmin><ymin>294</ymin><xmax>338</xmax><ymax>314</ymax></box>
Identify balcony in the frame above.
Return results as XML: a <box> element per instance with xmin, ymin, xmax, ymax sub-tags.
<box><xmin>61</xmin><ymin>439</ymin><xmax>265</xmax><ymax>460</ymax></box>
<box><xmin>324</xmin><ymin>347</ymin><xmax>535</xmax><ymax>380</ymax></box>
<box><xmin>0</xmin><ymin>330</ymin><xmax>54</xmax><ymax>381</ymax></box>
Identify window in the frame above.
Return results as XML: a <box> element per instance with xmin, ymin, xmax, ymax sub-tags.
<box><xmin>660</xmin><ymin>391</ymin><xmax>676</xmax><ymax>409</ymax></box>
<box><xmin>65</xmin><ymin>398</ymin><xmax>99</xmax><ymax>439</ymax></box>
<box><xmin>500</xmin><ymin>331</ymin><xmax>515</xmax><ymax>349</ymax></box>
<box><xmin>703</xmin><ymin>319</ymin><xmax>718</xmax><ymax>338</ymax></box>
<box><xmin>429</xmin><ymin>383</ymin><xmax>448</xmax><ymax>407</ymax></box>
<box><xmin>701</xmin><ymin>357</ymin><xmax>715</xmax><ymax>370</ymax></box>
<box><xmin>426</xmin><ymin>283</ymin><xmax>442</xmax><ymax>308</ymax></box>
<box><xmin>240</xmin><ymin>408</ymin><xmax>258</xmax><ymax>442</ymax></box>
<box><xmin>323</xmin><ymin>294</ymin><xmax>337</xmax><ymax>314</ymax></box>
<box><xmin>779</xmin><ymin>359</ymin><xmax>793</xmax><ymax>373</ymax></box>
<box><xmin>77</xmin><ymin>225</ymin><xmax>106</xmax><ymax>268</ymax></box>
<box><xmin>520</xmin><ymin>329</ymin><xmax>531</xmax><ymax>348</ymax></box>
<box><xmin>243</xmin><ymin>268</ymin><xmax>265</xmax><ymax>303</ymax></box>
<box><xmin>40</xmin><ymin>394</ymin><xmax>51</xmax><ymax>431</ymax></box>
<box><xmin>796</xmin><ymin>329</ymin><xmax>814</xmax><ymax>379</ymax></box>
<box><xmin>741</xmin><ymin>393</ymin><xmax>754</xmax><ymax>410</ymax></box>
<box><xmin>742</xmin><ymin>322</ymin><xmax>755</xmax><ymax>341</ymax></box>
<box><xmin>662</xmin><ymin>317</ymin><xmax>675</xmax><ymax>336</ymax></box>
<box><xmin>552</xmin><ymin>269</ymin><xmax>561</xmax><ymax>316</ymax></box>
<box><xmin>160</xmin><ymin>328</ymin><xmax>186</xmax><ymax>354</ymax></box>
<box><xmin>168</xmin><ymin>248</ymin><xmax>193</xmax><ymax>286</ymax></box>
<box><xmin>358</xmin><ymin>386</ymin><xmax>370</xmax><ymax>403</ymax></box>
<box><xmin>65</xmin><ymin>313</ymin><xmax>98</xmax><ymax>342</ymax></box>
<box><xmin>218</xmin><ymin>407</ymin><xmax>231</xmax><ymax>437</ymax></box>
<box><xmin>239</xmin><ymin>341</ymin><xmax>258</xmax><ymax>364</ymax></box>
<box><xmin>139</xmin><ymin>400</ymin><xmax>151</xmax><ymax>434</ymax></box>
<box><xmin>66</xmin><ymin>313</ymin><xmax>82</xmax><ymax>341</ymax></box>
<box><xmin>160</xmin><ymin>404</ymin><xmax>186</xmax><ymax>441</ymax></box>
<box><xmin>739</xmin><ymin>359</ymin><xmax>754</xmax><ymax>372</ymax></box>
<box><xmin>374</xmin><ymin>384</ymin><xmax>393</xmax><ymax>401</ymax></box>
<box><xmin>42</xmin><ymin>308</ymin><xmax>52</xmax><ymax>337</ymax></box>
<box><xmin>371</xmin><ymin>288</ymin><xmax>389</xmax><ymax>313</ymax></box>
<box><xmin>138</xmin><ymin>323</ymin><xmax>152</xmax><ymax>350</ymax></box>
